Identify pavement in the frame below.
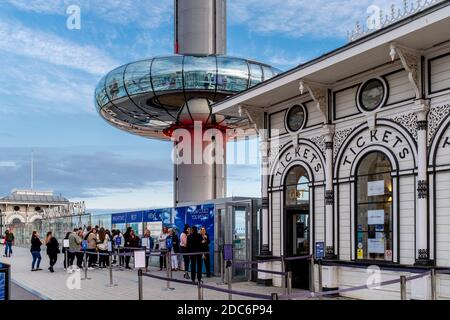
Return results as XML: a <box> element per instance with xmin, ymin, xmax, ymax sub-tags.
<box><xmin>0</xmin><ymin>246</ymin><xmax>307</xmax><ymax>300</ymax></box>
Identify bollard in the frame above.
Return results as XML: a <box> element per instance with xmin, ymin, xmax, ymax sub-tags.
<box><xmin>431</xmin><ymin>269</ymin><xmax>437</xmax><ymax>301</ymax></box>
<box><xmin>400</xmin><ymin>275</ymin><xmax>407</xmax><ymax>300</ymax></box>
<box><xmin>287</xmin><ymin>271</ymin><xmax>293</xmax><ymax>296</ymax></box>
<box><xmin>198</xmin><ymin>281</ymin><xmax>204</xmax><ymax>300</ymax></box>
<box><xmin>271</xmin><ymin>293</ymin><xmax>279</xmax><ymax>300</ymax></box>
<box><xmin>309</xmin><ymin>257</ymin><xmax>315</xmax><ymax>293</ymax></box>
<box><xmin>138</xmin><ymin>269</ymin><xmax>143</xmax><ymax>300</ymax></box>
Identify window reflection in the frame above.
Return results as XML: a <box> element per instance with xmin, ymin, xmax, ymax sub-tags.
<box><xmin>124</xmin><ymin>60</ymin><xmax>152</xmax><ymax>96</ymax></box>
<box><xmin>217</xmin><ymin>57</ymin><xmax>249</xmax><ymax>92</ymax></box>
<box><xmin>105</xmin><ymin>65</ymin><xmax>127</xmax><ymax>101</ymax></box>
<box><xmin>249</xmin><ymin>63</ymin><xmax>263</xmax><ymax>86</ymax></box>
<box><xmin>152</xmin><ymin>56</ymin><xmax>183</xmax><ymax>92</ymax></box>
<box><xmin>183</xmin><ymin>56</ymin><xmax>217</xmax><ymax>90</ymax></box>
<box><xmin>285</xmin><ymin>166</ymin><xmax>310</xmax><ymax>207</ymax></box>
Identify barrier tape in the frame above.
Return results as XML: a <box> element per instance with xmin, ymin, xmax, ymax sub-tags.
<box><xmin>142</xmin><ymin>272</ymin><xmax>272</xmax><ymax>300</ymax></box>
<box><xmin>238</xmin><ymin>266</ymin><xmax>288</xmax><ymax>276</ymax></box>
<box><xmin>278</xmin><ymin>270</ymin><xmax>431</xmax><ymax>300</ymax></box>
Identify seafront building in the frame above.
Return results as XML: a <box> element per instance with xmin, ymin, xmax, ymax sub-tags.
<box><xmin>212</xmin><ymin>0</ymin><xmax>450</xmax><ymax>300</ymax></box>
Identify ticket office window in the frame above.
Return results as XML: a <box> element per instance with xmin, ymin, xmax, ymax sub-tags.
<box><xmin>356</xmin><ymin>152</ymin><xmax>393</xmax><ymax>262</ymax></box>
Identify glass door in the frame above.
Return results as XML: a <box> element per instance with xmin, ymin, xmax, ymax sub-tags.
<box><xmin>231</xmin><ymin>203</ymin><xmax>251</xmax><ymax>281</ymax></box>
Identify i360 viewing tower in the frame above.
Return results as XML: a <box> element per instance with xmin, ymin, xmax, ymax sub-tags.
<box><xmin>95</xmin><ymin>0</ymin><xmax>281</xmax><ymax>206</ymax></box>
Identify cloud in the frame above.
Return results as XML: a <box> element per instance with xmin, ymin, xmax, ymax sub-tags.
<box><xmin>229</xmin><ymin>0</ymin><xmax>410</xmax><ymax>39</ymax></box>
<box><xmin>0</xmin><ymin>19</ymin><xmax>118</xmax><ymax>75</ymax></box>
<box><xmin>3</xmin><ymin>0</ymin><xmax>173</xmax><ymax>29</ymax></box>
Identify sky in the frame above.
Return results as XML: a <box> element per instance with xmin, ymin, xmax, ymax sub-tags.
<box><xmin>0</xmin><ymin>0</ymin><xmax>409</xmax><ymax>213</ymax></box>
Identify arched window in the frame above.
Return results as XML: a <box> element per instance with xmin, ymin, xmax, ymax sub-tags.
<box><xmin>356</xmin><ymin>152</ymin><xmax>393</xmax><ymax>261</ymax></box>
<box><xmin>285</xmin><ymin>166</ymin><xmax>310</xmax><ymax>208</ymax></box>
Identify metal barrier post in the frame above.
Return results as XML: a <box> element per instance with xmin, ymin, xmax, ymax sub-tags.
<box><xmin>138</xmin><ymin>269</ymin><xmax>143</xmax><ymax>300</ymax></box>
<box><xmin>431</xmin><ymin>269</ymin><xmax>437</xmax><ymax>300</ymax></box>
<box><xmin>318</xmin><ymin>260</ymin><xmax>323</xmax><ymax>293</ymax></box>
<box><xmin>400</xmin><ymin>275</ymin><xmax>407</xmax><ymax>300</ymax></box>
<box><xmin>281</xmin><ymin>255</ymin><xmax>287</xmax><ymax>295</ymax></box>
<box><xmin>64</xmin><ymin>250</ymin><xmax>68</xmax><ymax>271</ymax></box>
<box><xmin>287</xmin><ymin>271</ymin><xmax>293</xmax><ymax>296</ymax></box>
<box><xmin>198</xmin><ymin>281</ymin><xmax>204</xmax><ymax>300</ymax></box>
<box><xmin>82</xmin><ymin>251</ymin><xmax>91</xmax><ymax>280</ymax></box>
<box><xmin>227</xmin><ymin>264</ymin><xmax>232</xmax><ymax>300</ymax></box>
<box><xmin>271</xmin><ymin>293</ymin><xmax>278</xmax><ymax>300</ymax></box>
<box><xmin>106</xmin><ymin>254</ymin><xmax>117</xmax><ymax>287</ymax></box>
<box><xmin>220</xmin><ymin>248</ymin><xmax>225</xmax><ymax>284</ymax></box>
<box><xmin>164</xmin><ymin>252</ymin><xmax>174</xmax><ymax>291</ymax></box>
<box><xmin>309</xmin><ymin>257</ymin><xmax>315</xmax><ymax>293</ymax></box>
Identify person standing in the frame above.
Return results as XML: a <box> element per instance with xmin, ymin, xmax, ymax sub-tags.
<box><xmin>30</xmin><ymin>231</ymin><xmax>42</xmax><ymax>272</ymax></box>
<box><xmin>200</xmin><ymin>227</ymin><xmax>211</xmax><ymax>278</ymax></box>
<box><xmin>180</xmin><ymin>225</ymin><xmax>191</xmax><ymax>279</ymax></box>
<box><xmin>62</xmin><ymin>232</ymin><xmax>71</xmax><ymax>270</ymax></box>
<box><xmin>97</xmin><ymin>228</ymin><xmax>110</xmax><ymax>268</ymax></box>
<box><xmin>142</xmin><ymin>229</ymin><xmax>154</xmax><ymax>272</ymax></box>
<box><xmin>112</xmin><ymin>230</ymin><xmax>125</xmax><ymax>266</ymax></box>
<box><xmin>45</xmin><ymin>231</ymin><xmax>60</xmax><ymax>273</ymax></box>
<box><xmin>187</xmin><ymin>226</ymin><xmax>203</xmax><ymax>284</ymax></box>
<box><xmin>86</xmin><ymin>228</ymin><xmax>98</xmax><ymax>269</ymax></box>
<box><xmin>124</xmin><ymin>229</ymin><xmax>140</xmax><ymax>269</ymax></box>
<box><xmin>3</xmin><ymin>229</ymin><xmax>14</xmax><ymax>258</ymax></box>
<box><xmin>168</xmin><ymin>228</ymin><xmax>180</xmax><ymax>271</ymax></box>
<box><xmin>68</xmin><ymin>228</ymin><xmax>83</xmax><ymax>272</ymax></box>
<box><xmin>158</xmin><ymin>227</ymin><xmax>169</xmax><ymax>271</ymax></box>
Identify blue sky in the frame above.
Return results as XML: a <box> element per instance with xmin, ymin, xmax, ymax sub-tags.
<box><xmin>0</xmin><ymin>0</ymin><xmax>405</xmax><ymax>212</ymax></box>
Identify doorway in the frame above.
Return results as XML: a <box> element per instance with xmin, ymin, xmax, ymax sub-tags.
<box><xmin>284</xmin><ymin>165</ymin><xmax>311</xmax><ymax>290</ymax></box>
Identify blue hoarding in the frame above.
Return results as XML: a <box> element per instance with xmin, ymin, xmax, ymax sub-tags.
<box><xmin>111</xmin><ymin>213</ymin><xmax>126</xmax><ymax>224</ymax></box>
<box><xmin>126</xmin><ymin>211</ymin><xmax>143</xmax><ymax>223</ymax></box>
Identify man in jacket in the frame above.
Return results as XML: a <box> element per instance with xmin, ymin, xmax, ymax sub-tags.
<box><xmin>68</xmin><ymin>228</ymin><xmax>83</xmax><ymax>272</ymax></box>
<box><xmin>187</xmin><ymin>226</ymin><xmax>204</xmax><ymax>284</ymax></box>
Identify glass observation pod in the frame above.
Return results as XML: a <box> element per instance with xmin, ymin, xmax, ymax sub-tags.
<box><xmin>95</xmin><ymin>55</ymin><xmax>281</xmax><ymax>140</ymax></box>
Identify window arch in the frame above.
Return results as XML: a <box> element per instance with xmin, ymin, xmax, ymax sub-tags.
<box><xmin>356</xmin><ymin>151</ymin><xmax>393</xmax><ymax>262</ymax></box>
<box><xmin>285</xmin><ymin>166</ymin><xmax>310</xmax><ymax>208</ymax></box>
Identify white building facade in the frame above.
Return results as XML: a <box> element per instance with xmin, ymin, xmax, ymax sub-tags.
<box><xmin>213</xmin><ymin>1</ymin><xmax>450</xmax><ymax>299</ymax></box>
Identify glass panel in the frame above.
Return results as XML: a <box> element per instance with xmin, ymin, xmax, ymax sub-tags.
<box><xmin>95</xmin><ymin>76</ymin><xmax>109</xmax><ymax>109</ymax></box>
<box><xmin>233</xmin><ymin>207</ymin><xmax>247</xmax><ymax>278</ymax></box>
<box><xmin>183</xmin><ymin>56</ymin><xmax>217</xmax><ymax>90</ymax></box>
<box><xmin>124</xmin><ymin>60</ymin><xmax>152</xmax><ymax>96</ymax></box>
<box><xmin>249</xmin><ymin>63</ymin><xmax>263</xmax><ymax>86</ymax></box>
<box><xmin>151</xmin><ymin>56</ymin><xmax>183</xmax><ymax>92</ymax></box>
<box><xmin>217</xmin><ymin>57</ymin><xmax>249</xmax><ymax>92</ymax></box>
<box><xmin>262</xmin><ymin>66</ymin><xmax>275</xmax><ymax>81</ymax></box>
<box><xmin>285</xmin><ymin>166</ymin><xmax>310</xmax><ymax>207</ymax></box>
<box><xmin>105</xmin><ymin>65</ymin><xmax>127</xmax><ymax>101</ymax></box>
<box><xmin>293</xmin><ymin>214</ymin><xmax>309</xmax><ymax>256</ymax></box>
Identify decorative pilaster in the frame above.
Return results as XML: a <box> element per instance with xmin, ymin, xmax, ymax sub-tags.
<box><xmin>323</xmin><ymin>125</ymin><xmax>336</xmax><ymax>259</ymax></box>
<box><xmin>413</xmin><ymin>99</ymin><xmax>431</xmax><ymax>265</ymax></box>
<box><xmin>259</xmin><ymin>127</ymin><xmax>271</xmax><ymax>257</ymax></box>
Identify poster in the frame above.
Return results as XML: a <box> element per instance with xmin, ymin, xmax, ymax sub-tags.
<box><xmin>63</xmin><ymin>239</ymin><xmax>70</xmax><ymax>248</ymax></box>
<box><xmin>368</xmin><ymin>210</ymin><xmax>384</xmax><ymax>225</ymax></box>
<box><xmin>368</xmin><ymin>180</ymin><xmax>385</xmax><ymax>196</ymax></box>
<box><xmin>368</xmin><ymin>233</ymin><xmax>384</xmax><ymax>254</ymax></box>
<box><xmin>134</xmin><ymin>251</ymin><xmax>146</xmax><ymax>269</ymax></box>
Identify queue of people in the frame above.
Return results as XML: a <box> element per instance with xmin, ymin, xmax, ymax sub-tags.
<box><xmin>6</xmin><ymin>223</ymin><xmax>211</xmax><ymax>280</ymax></box>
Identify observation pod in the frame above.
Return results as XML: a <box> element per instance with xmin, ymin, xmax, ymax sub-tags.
<box><xmin>95</xmin><ymin>54</ymin><xmax>281</xmax><ymax>205</ymax></box>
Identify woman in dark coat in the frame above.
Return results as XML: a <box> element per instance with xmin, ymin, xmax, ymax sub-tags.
<box><xmin>45</xmin><ymin>231</ymin><xmax>60</xmax><ymax>273</ymax></box>
<box><xmin>124</xmin><ymin>229</ymin><xmax>140</xmax><ymax>269</ymax></box>
<box><xmin>30</xmin><ymin>231</ymin><xmax>43</xmax><ymax>272</ymax></box>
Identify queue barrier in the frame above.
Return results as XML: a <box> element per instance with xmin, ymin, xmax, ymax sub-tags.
<box><xmin>140</xmin><ymin>271</ymin><xmax>274</xmax><ymax>300</ymax></box>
